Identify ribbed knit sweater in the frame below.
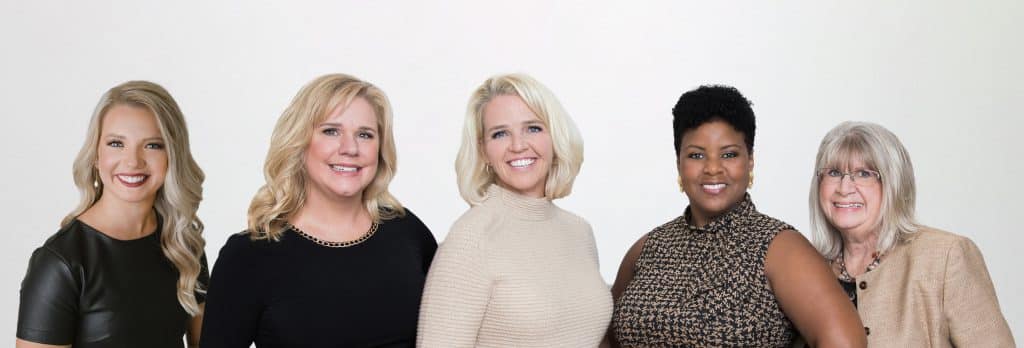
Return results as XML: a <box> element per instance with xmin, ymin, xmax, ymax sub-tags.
<box><xmin>417</xmin><ymin>185</ymin><xmax>612</xmax><ymax>347</ymax></box>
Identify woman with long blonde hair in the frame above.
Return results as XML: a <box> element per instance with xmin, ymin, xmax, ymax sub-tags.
<box><xmin>200</xmin><ymin>73</ymin><xmax>436</xmax><ymax>347</ymax></box>
<box><xmin>16</xmin><ymin>81</ymin><xmax>208</xmax><ymax>348</ymax></box>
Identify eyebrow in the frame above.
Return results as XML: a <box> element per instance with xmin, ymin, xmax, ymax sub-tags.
<box><xmin>318</xmin><ymin>122</ymin><xmax>378</xmax><ymax>132</ymax></box>
<box><xmin>103</xmin><ymin>134</ymin><xmax>164</xmax><ymax>142</ymax></box>
<box><xmin>684</xmin><ymin>144</ymin><xmax>742</xmax><ymax>151</ymax></box>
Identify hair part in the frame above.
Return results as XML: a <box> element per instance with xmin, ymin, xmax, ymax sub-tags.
<box><xmin>672</xmin><ymin>85</ymin><xmax>756</xmax><ymax>157</ymax></box>
<box><xmin>809</xmin><ymin>121</ymin><xmax>920</xmax><ymax>260</ymax></box>
<box><xmin>455</xmin><ymin>73</ymin><xmax>583</xmax><ymax>205</ymax></box>
<box><xmin>64</xmin><ymin>80</ymin><xmax>206</xmax><ymax>316</ymax></box>
<box><xmin>247</xmin><ymin>73</ymin><xmax>404</xmax><ymax>239</ymax></box>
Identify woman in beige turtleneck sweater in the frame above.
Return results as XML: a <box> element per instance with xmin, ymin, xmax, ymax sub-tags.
<box><xmin>417</xmin><ymin>73</ymin><xmax>612</xmax><ymax>347</ymax></box>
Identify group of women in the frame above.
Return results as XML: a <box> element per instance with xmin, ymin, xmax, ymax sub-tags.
<box><xmin>15</xmin><ymin>73</ymin><xmax>1014</xmax><ymax>347</ymax></box>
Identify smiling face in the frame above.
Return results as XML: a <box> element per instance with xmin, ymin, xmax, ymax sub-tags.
<box><xmin>481</xmin><ymin>94</ymin><xmax>553</xmax><ymax>198</ymax></box>
<box><xmin>677</xmin><ymin>120</ymin><xmax>753</xmax><ymax>227</ymax></box>
<box><xmin>96</xmin><ymin>104</ymin><xmax>168</xmax><ymax>206</ymax></box>
<box><xmin>303</xmin><ymin>97</ymin><xmax>380</xmax><ymax>203</ymax></box>
<box><xmin>818</xmin><ymin>156</ymin><xmax>883</xmax><ymax>237</ymax></box>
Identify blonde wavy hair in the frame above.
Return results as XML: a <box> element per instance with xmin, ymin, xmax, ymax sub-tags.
<box><xmin>247</xmin><ymin>73</ymin><xmax>404</xmax><ymax>239</ymax></box>
<box><xmin>63</xmin><ymin>81</ymin><xmax>206</xmax><ymax>316</ymax></box>
<box><xmin>456</xmin><ymin>73</ymin><xmax>583</xmax><ymax>205</ymax></box>
<box><xmin>809</xmin><ymin>121</ymin><xmax>920</xmax><ymax>260</ymax></box>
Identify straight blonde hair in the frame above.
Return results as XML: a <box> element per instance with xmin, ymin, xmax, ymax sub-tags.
<box><xmin>809</xmin><ymin>121</ymin><xmax>920</xmax><ymax>260</ymax></box>
<box><xmin>455</xmin><ymin>73</ymin><xmax>584</xmax><ymax>205</ymax></box>
<box><xmin>247</xmin><ymin>73</ymin><xmax>403</xmax><ymax>239</ymax></box>
<box><xmin>64</xmin><ymin>81</ymin><xmax>206</xmax><ymax>316</ymax></box>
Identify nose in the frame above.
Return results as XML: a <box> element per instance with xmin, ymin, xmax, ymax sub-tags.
<box><xmin>837</xmin><ymin>174</ymin><xmax>857</xmax><ymax>194</ymax></box>
<box><xmin>126</xmin><ymin>147</ymin><xmax>145</xmax><ymax>169</ymax></box>
<box><xmin>703</xmin><ymin>156</ymin><xmax>724</xmax><ymax>175</ymax></box>
<box><xmin>509</xmin><ymin>133</ymin><xmax>528</xmax><ymax>152</ymax></box>
<box><xmin>337</xmin><ymin>134</ymin><xmax>359</xmax><ymax>156</ymax></box>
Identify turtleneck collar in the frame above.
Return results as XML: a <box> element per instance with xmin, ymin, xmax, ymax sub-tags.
<box><xmin>485</xmin><ymin>184</ymin><xmax>555</xmax><ymax>221</ymax></box>
<box><xmin>683</xmin><ymin>193</ymin><xmax>756</xmax><ymax>232</ymax></box>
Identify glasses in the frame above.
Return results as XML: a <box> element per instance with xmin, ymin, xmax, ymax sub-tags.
<box><xmin>817</xmin><ymin>168</ymin><xmax>881</xmax><ymax>186</ymax></box>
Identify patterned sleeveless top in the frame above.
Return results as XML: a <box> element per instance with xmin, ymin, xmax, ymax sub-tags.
<box><xmin>612</xmin><ymin>194</ymin><xmax>796</xmax><ymax>347</ymax></box>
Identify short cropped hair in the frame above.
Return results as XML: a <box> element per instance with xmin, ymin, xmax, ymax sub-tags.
<box><xmin>809</xmin><ymin>121</ymin><xmax>920</xmax><ymax>260</ymax></box>
<box><xmin>455</xmin><ymin>73</ymin><xmax>583</xmax><ymax>205</ymax></box>
<box><xmin>672</xmin><ymin>85</ymin><xmax>756</xmax><ymax>156</ymax></box>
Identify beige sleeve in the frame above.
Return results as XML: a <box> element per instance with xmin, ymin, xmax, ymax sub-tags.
<box><xmin>416</xmin><ymin>220</ymin><xmax>492</xmax><ymax>348</ymax></box>
<box><xmin>943</xmin><ymin>236</ymin><xmax>1015</xmax><ymax>347</ymax></box>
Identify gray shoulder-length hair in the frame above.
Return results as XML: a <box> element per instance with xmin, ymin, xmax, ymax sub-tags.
<box><xmin>809</xmin><ymin>121</ymin><xmax>920</xmax><ymax>260</ymax></box>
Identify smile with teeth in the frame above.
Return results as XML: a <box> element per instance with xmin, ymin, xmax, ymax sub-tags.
<box><xmin>509</xmin><ymin>158</ymin><xmax>536</xmax><ymax>168</ymax></box>
<box><xmin>834</xmin><ymin>202</ymin><xmax>864</xmax><ymax>208</ymax></box>
<box><xmin>115</xmin><ymin>174</ymin><xmax>148</xmax><ymax>187</ymax></box>
<box><xmin>330</xmin><ymin>165</ymin><xmax>359</xmax><ymax>172</ymax></box>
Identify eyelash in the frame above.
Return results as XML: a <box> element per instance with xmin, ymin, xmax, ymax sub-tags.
<box><xmin>686</xmin><ymin>152</ymin><xmax>739</xmax><ymax>160</ymax></box>
<box><xmin>105</xmin><ymin>141</ymin><xmax>164</xmax><ymax>149</ymax></box>
<box><xmin>490</xmin><ymin>126</ymin><xmax>544</xmax><ymax>139</ymax></box>
<box><xmin>322</xmin><ymin>128</ymin><xmax>375</xmax><ymax>139</ymax></box>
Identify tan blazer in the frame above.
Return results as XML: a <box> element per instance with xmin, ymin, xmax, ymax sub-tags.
<box><xmin>850</xmin><ymin>227</ymin><xmax>1014</xmax><ymax>347</ymax></box>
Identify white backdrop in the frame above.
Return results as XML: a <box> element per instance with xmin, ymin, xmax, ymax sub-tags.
<box><xmin>2</xmin><ymin>0</ymin><xmax>1020</xmax><ymax>342</ymax></box>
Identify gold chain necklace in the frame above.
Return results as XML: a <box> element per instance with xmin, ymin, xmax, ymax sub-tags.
<box><xmin>286</xmin><ymin>222</ymin><xmax>379</xmax><ymax>248</ymax></box>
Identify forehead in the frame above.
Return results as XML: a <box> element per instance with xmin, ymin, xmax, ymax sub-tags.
<box><xmin>101</xmin><ymin>104</ymin><xmax>161</xmax><ymax>136</ymax></box>
<box><xmin>680</xmin><ymin>120</ymin><xmax>747</xmax><ymax>147</ymax></box>
<box><xmin>482</xmin><ymin>95</ymin><xmax>541</xmax><ymax>127</ymax></box>
<box><xmin>321</xmin><ymin>96</ymin><xmax>379</xmax><ymax>129</ymax></box>
<box><xmin>821</xmin><ymin>142</ymin><xmax>877</xmax><ymax>170</ymax></box>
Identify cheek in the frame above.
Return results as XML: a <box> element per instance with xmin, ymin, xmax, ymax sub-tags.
<box><xmin>483</xmin><ymin>139</ymin><xmax>505</xmax><ymax>164</ymax></box>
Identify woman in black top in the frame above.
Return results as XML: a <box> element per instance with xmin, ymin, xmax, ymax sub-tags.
<box><xmin>200</xmin><ymin>73</ymin><xmax>437</xmax><ymax>347</ymax></box>
<box><xmin>17</xmin><ymin>81</ymin><xmax>209</xmax><ymax>348</ymax></box>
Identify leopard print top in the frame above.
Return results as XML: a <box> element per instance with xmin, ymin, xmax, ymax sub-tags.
<box><xmin>612</xmin><ymin>194</ymin><xmax>796</xmax><ymax>347</ymax></box>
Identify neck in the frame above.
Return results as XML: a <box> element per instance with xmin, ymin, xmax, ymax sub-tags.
<box><xmin>291</xmin><ymin>189</ymin><xmax>371</xmax><ymax>241</ymax></box>
<box><xmin>841</xmin><ymin>229</ymin><xmax>880</xmax><ymax>277</ymax></box>
<box><xmin>81</xmin><ymin>196</ymin><xmax>157</xmax><ymax>240</ymax></box>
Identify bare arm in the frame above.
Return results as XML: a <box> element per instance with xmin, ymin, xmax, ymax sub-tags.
<box><xmin>600</xmin><ymin>234</ymin><xmax>649</xmax><ymax>348</ymax></box>
<box><xmin>766</xmin><ymin>230</ymin><xmax>866</xmax><ymax>348</ymax></box>
<box><xmin>15</xmin><ymin>339</ymin><xmax>69</xmax><ymax>348</ymax></box>
<box><xmin>186</xmin><ymin>303</ymin><xmax>204</xmax><ymax>348</ymax></box>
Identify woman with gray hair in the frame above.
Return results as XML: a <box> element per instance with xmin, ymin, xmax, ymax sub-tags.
<box><xmin>809</xmin><ymin>121</ymin><xmax>1013</xmax><ymax>346</ymax></box>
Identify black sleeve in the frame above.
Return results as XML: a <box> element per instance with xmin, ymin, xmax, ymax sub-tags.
<box><xmin>16</xmin><ymin>247</ymin><xmax>78</xmax><ymax>345</ymax></box>
<box><xmin>196</xmin><ymin>252</ymin><xmax>210</xmax><ymax>304</ymax></box>
<box><xmin>404</xmin><ymin>209</ymin><xmax>438</xmax><ymax>274</ymax></box>
<box><xmin>199</xmin><ymin>233</ymin><xmax>265</xmax><ymax>348</ymax></box>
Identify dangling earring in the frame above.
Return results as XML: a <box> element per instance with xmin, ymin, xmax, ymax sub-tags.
<box><xmin>677</xmin><ymin>175</ymin><xmax>685</xmax><ymax>193</ymax></box>
<box><xmin>92</xmin><ymin>166</ymin><xmax>101</xmax><ymax>189</ymax></box>
<box><xmin>748</xmin><ymin>171</ymin><xmax>754</xmax><ymax>189</ymax></box>
<box><xmin>484</xmin><ymin>163</ymin><xmax>492</xmax><ymax>174</ymax></box>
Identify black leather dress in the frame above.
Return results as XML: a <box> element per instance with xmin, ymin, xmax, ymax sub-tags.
<box><xmin>17</xmin><ymin>219</ymin><xmax>209</xmax><ymax>347</ymax></box>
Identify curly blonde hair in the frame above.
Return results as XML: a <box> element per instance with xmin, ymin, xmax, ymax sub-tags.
<box><xmin>64</xmin><ymin>80</ymin><xmax>206</xmax><ymax>316</ymax></box>
<box><xmin>247</xmin><ymin>73</ymin><xmax>404</xmax><ymax>239</ymax></box>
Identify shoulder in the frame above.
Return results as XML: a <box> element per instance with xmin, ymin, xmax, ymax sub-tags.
<box><xmin>217</xmin><ymin>231</ymin><xmax>276</xmax><ymax>261</ymax></box>
<box><xmin>37</xmin><ymin>220</ymin><xmax>94</xmax><ymax>267</ymax></box>
<box><xmin>381</xmin><ymin>207</ymin><xmax>437</xmax><ymax>245</ymax></box>
<box><xmin>552</xmin><ymin>204</ymin><xmax>593</xmax><ymax>232</ymax></box>
<box><xmin>903</xmin><ymin>226</ymin><xmax>966</xmax><ymax>249</ymax></box>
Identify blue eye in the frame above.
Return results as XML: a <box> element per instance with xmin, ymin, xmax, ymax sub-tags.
<box><xmin>107</xmin><ymin>141</ymin><xmax>124</xmax><ymax>148</ymax></box>
<box><xmin>686</xmin><ymin>152</ymin><xmax>705</xmax><ymax>160</ymax></box>
<box><xmin>490</xmin><ymin>130</ymin><xmax>508</xmax><ymax>139</ymax></box>
<box><xmin>826</xmin><ymin>169</ymin><xmax>843</xmax><ymax>177</ymax></box>
<box><xmin>527</xmin><ymin>125</ymin><xmax>544</xmax><ymax>133</ymax></box>
<box><xmin>855</xmin><ymin>169</ymin><xmax>876</xmax><ymax>178</ymax></box>
<box><xmin>358</xmin><ymin>131</ymin><xmax>375</xmax><ymax>139</ymax></box>
<box><xmin>322</xmin><ymin>128</ymin><xmax>339</xmax><ymax>136</ymax></box>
